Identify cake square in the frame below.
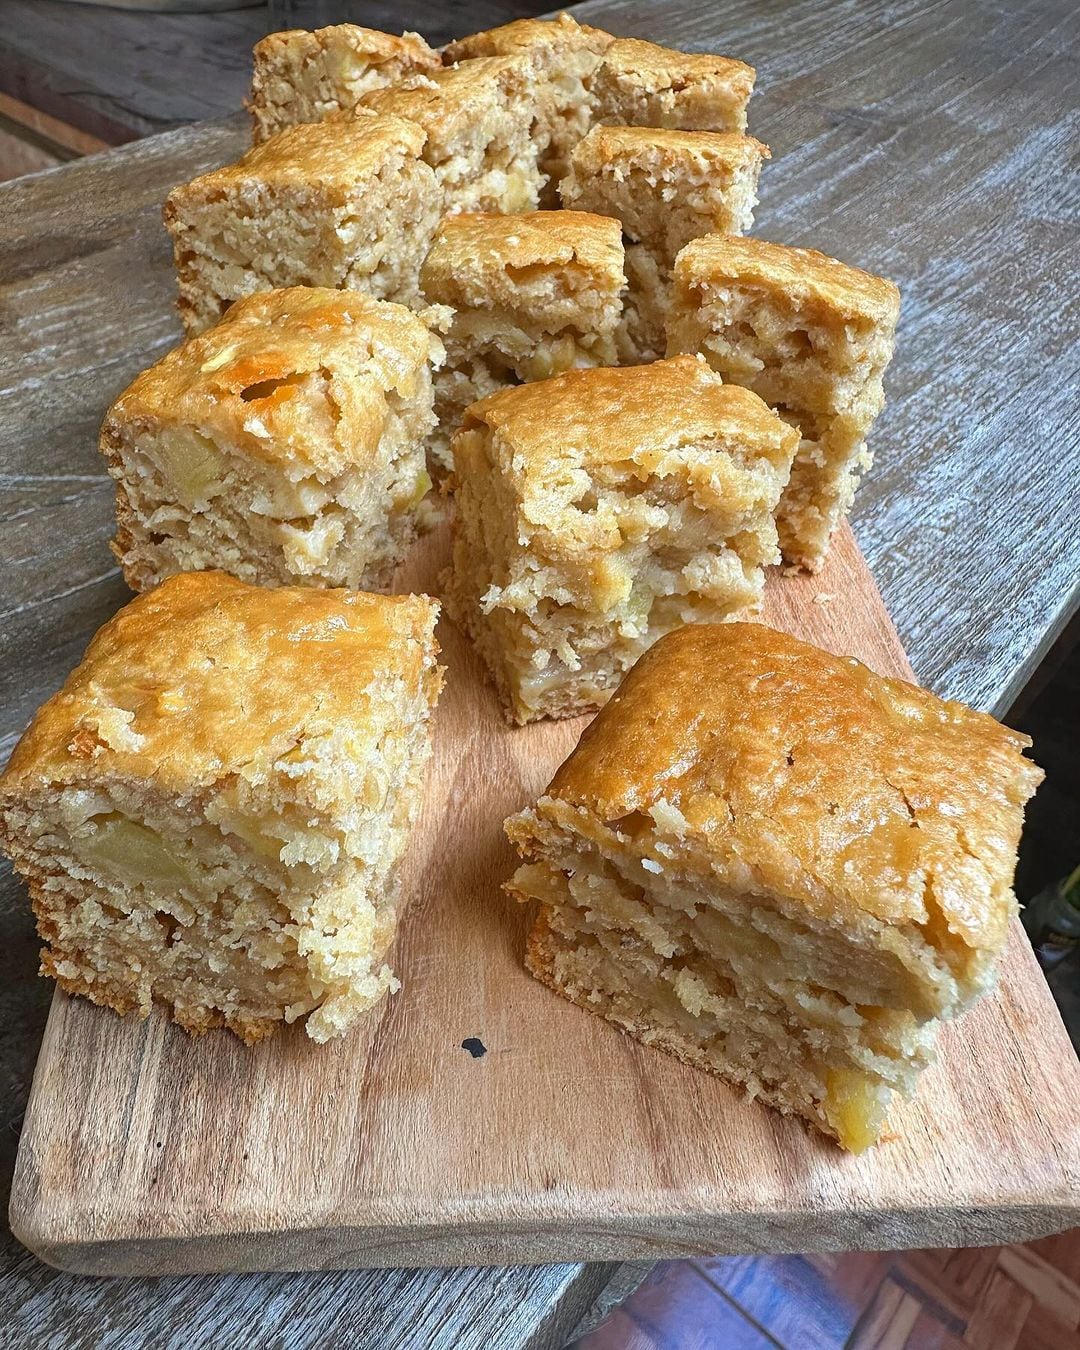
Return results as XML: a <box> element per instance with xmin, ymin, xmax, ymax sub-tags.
<box><xmin>444</xmin><ymin>14</ymin><xmax>615</xmax><ymax>205</ymax></box>
<box><xmin>249</xmin><ymin>24</ymin><xmax>440</xmax><ymax>143</ymax></box>
<box><xmin>0</xmin><ymin>572</ymin><xmax>444</xmax><ymax>1044</ymax></box>
<box><xmin>505</xmin><ymin>621</ymin><xmax>1042</xmax><ymax>1151</ymax></box>
<box><xmin>444</xmin><ymin>356</ymin><xmax>799</xmax><ymax>723</ymax></box>
<box><xmin>164</xmin><ymin>109</ymin><xmax>441</xmax><ymax>335</ymax></box>
<box><xmin>419</xmin><ymin>210</ymin><xmax>625</xmax><ymax>474</ymax></box>
<box><xmin>591</xmin><ymin>37</ymin><xmax>755</xmax><ymax>133</ymax></box>
<box><xmin>101</xmin><ymin>287</ymin><xmax>443</xmax><ymax>593</ymax></box>
<box><xmin>560</xmin><ymin>125</ymin><xmax>769</xmax><ymax>362</ymax></box>
<box><xmin>667</xmin><ymin>235</ymin><xmax>901</xmax><ymax>570</ymax></box>
<box><xmin>360</xmin><ymin>56</ymin><xmax>543</xmax><ymax>213</ymax></box>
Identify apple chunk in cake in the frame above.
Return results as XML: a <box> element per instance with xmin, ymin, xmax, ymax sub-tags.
<box><xmin>444</xmin><ymin>15</ymin><xmax>615</xmax><ymax>205</ymax></box>
<box><xmin>667</xmin><ymin>234</ymin><xmax>900</xmax><ymax>570</ymax></box>
<box><xmin>249</xmin><ymin>24</ymin><xmax>440</xmax><ymax>143</ymax></box>
<box><xmin>506</xmin><ymin>622</ymin><xmax>1042</xmax><ymax>1150</ymax></box>
<box><xmin>591</xmin><ymin>37</ymin><xmax>755</xmax><ymax>133</ymax></box>
<box><xmin>101</xmin><ymin>287</ymin><xmax>443</xmax><ymax>593</ymax></box>
<box><xmin>360</xmin><ymin>56</ymin><xmax>543</xmax><ymax>213</ymax></box>
<box><xmin>561</xmin><ymin>125</ymin><xmax>768</xmax><ymax>363</ymax></box>
<box><xmin>419</xmin><ymin>210</ymin><xmax>625</xmax><ymax>474</ymax></box>
<box><xmin>443</xmin><ymin>356</ymin><xmax>798</xmax><ymax>724</ymax></box>
<box><xmin>0</xmin><ymin>573</ymin><xmax>444</xmax><ymax>1044</ymax></box>
<box><xmin>164</xmin><ymin>109</ymin><xmax>441</xmax><ymax>335</ymax></box>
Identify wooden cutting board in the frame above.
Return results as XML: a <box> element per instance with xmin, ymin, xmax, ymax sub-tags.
<box><xmin>10</xmin><ymin>519</ymin><xmax>1080</xmax><ymax>1275</ymax></box>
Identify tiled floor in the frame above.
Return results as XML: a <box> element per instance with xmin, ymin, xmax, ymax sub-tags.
<box><xmin>578</xmin><ymin>1235</ymin><xmax>1080</xmax><ymax>1349</ymax></box>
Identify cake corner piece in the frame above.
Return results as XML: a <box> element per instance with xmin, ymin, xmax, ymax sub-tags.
<box><xmin>163</xmin><ymin>109</ymin><xmax>441</xmax><ymax>335</ymax></box>
<box><xmin>444</xmin><ymin>358</ymin><xmax>798</xmax><ymax>724</ymax></box>
<box><xmin>0</xmin><ymin>571</ymin><xmax>444</xmax><ymax>1045</ymax></box>
<box><xmin>248</xmin><ymin>23</ymin><xmax>441</xmax><ymax>142</ymax></box>
<box><xmin>667</xmin><ymin>233</ymin><xmax>901</xmax><ymax>570</ymax></box>
<box><xmin>100</xmin><ymin>285</ymin><xmax>443</xmax><ymax>593</ymax></box>
<box><xmin>504</xmin><ymin>621</ymin><xmax>1041</xmax><ymax>1150</ymax></box>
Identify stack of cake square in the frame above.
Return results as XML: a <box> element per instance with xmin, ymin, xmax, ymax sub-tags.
<box><xmin>0</xmin><ymin>13</ymin><xmax>1042</xmax><ymax>1164</ymax></box>
<box><xmin>0</xmin><ymin>574</ymin><xmax>444</xmax><ymax>1043</ymax></box>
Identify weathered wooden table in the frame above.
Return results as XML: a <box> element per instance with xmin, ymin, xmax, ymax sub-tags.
<box><xmin>1</xmin><ymin>0</ymin><xmax>1077</xmax><ymax>1345</ymax></box>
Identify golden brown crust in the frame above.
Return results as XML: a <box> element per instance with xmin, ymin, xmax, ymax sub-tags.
<box><xmin>443</xmin><ymin>13</ymin><xmax>614</xmax><ymax>63</ymax></box>
<box><xmin>165</xmin><ymin>108</ymin><xmax>425</xmax><ymax>208</ymax></box>
<box><xmin>541</xmin><ymin>622</ymin><xmax>1041</xmax><ymax>951</ymax></box>
<box><xmin>458</xmin><ymin>355</ymin><xmax>795</xmax><ymax>473</ymax></box>
<box><xmin>0</xmin><ymin>572</ymin><xmax>441</xmax><ymax>798</ymax></box>
<box><xmin>674</xmin><ymin>234</ymin><xmax>901</xmax><ymax>324</ymax></box>
<box><xmin>569</xmin><ymin>123</ymin><xmax>769</xmax><ymax>172</ymax></box>
<box><xmin>598</xmin><ymin>36</ymin><xmax>754</xmax><ymax>94</ymax></box>
<box><xmin>101</xmin><ymin>287</ymin><xmax>440</xmax><ymax>479</ymax></box>
<box><xmin>420</xmin><ymin>210</ymin><xmax>624</xmax><ymax>307</ymax></box>
<box><xmin>359</xmin><ymin>56</ymin><xmax>531</xmax><ymax>138</ymax></box>
<box><xmin>253</xmin><ymin>23</ymin><xmax>440</xmax><ymax>70</ymax></box>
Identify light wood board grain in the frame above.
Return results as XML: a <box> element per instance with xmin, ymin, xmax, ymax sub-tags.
<box><xmin>10</xmin><ymin>521</ymin><xmax>1080</xmax><ymax>1275</ymax></box>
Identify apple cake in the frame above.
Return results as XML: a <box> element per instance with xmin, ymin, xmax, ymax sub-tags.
<box><xmin>360</xmin><ymin>56</ymin><xmax>543</xmax><ymax>213</ymax></box>
<box><xmin>248</xmin><ymin>24</ymin><xmax>440</xmax><ymax>142</ymax></box>
<box><xmin>101</xmin><ymin>287</ymin><xmax>443</xmax><ymax>593</ymax></box>
<box><xmin>667</xmin><ymin>234</ymin><xmax>900</xmax><ymax>571</ymax></box>
<box><xmin>560</xmin><ymin>125</ymin><xmax>769</xmax><ymax>362</ymax></box>
<box><xmin>444</xmin><ymin>14</ymin><xmax>615</xmax><ymax>204</ymax></box>
<box><xmin>443</xmin><ymin>356</ymin><xmax>798</xmax><ymax>723</ymax></box>
<box><xmin>164</xmin><ymin>109</ymin><xmax>441</xmax><ymax>335</ymax></box>
<box><xmin>505</xmin><ymin>622</ymin><xmax>1042</xmax><ymax>1150</ymax></box>
<box><xmin>591</xmin><ymin>36</ymin><xmax>755</xmax><ymax>133</ymax></box>
<box><xmin>0</xmin><ymin>572</ymin><xmax>444</xmax><ymax>1044</ymax></box>
<box><xmin>419</xmin><ymin>210</ymin><xmax>625</xmax><ymax>474</ymax></box>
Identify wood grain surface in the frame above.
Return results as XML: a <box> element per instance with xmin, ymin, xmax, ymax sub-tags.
<box><xmin>1</xmin><ymin>0</ymin><xmax>1078</xmax><ymax>1342</ymax></box>
<box><xmin>10</xmin><ymin>519</ymin><xmax>1080</xmax><ymax>1276</ymax></box>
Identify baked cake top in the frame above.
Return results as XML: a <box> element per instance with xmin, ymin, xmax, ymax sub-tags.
<box><xmin>569</xmin><ymin>124</ymin><xmax>769</xmax><ymax>174</ymax></box>
<box><xmin>104</xmin><ymin>288</ymin><xmax>441</xmax><ymax>478</ymax></box>
<box><xmin>545</xmin><ymin>622</ymin><xmax>1042</xmax><ymax>950</ymax></box>
<box><xmin>596</xmin><ymin>37</ymin><xmax>754</xmax><ymax>100</ymax></box>
<box><xmin>443</xmin><ymin>13</ymin><xmax>614</xmax><ymax>62</ymax></box>
<box><xmin>360</xmin><ymin>56</ymin><xmax>532</xmax><ymax>138</ymax></box>
<box><xmin>421</xmin><ymin>210</ymin><xmax>624</xmax><ymax>307</ymax></box>
<box><xmin>253</xmin><ymin>23</ymin><xmax>440</xmax><ymax>72</ymax></box>
<box><xmin>460</xmin><ymin>356</ymin><xmax>791</xmax><ymax>472</ymax></box>
<box><xmin>167</xmin><ymin>107</ymin><xmax>425</xmax><ymax>199</ymax></box>
<box><xmin>0</xmin><ymin>573</ymin><xmax>440</xmax><ymax>797</ymax></box>
<box><xmin>675</xmin><ymin>234</ymin><xmax>901</xmax><ymax>325</ymax></box>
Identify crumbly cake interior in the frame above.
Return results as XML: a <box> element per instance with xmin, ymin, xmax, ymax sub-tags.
<box><xmin>362</xmin><ymin>65</ymin><xmax>543</xmax><ymax>214</ymax></box>
<box><xmin>560</xmin><ymin>133</ymin><xmax>763</xmax><ymax>269</ymax></box>
<box><xmin>561</xmin><ymin>131</ymin><xmax>764</xmax><ymax>364</ymax></box>
<box><xmin>509</xmin><ymin>801</ymin><xmax>969</xmax><ymax>1152</ymax></box>
<box><xmin>249</xmin><ymin>28</ymin><xmax>439</xmax><ymax>142</ymax></box>
<box><xmin>168</xmin><ymin>142</ymin><xmax>439</xmax><ymax>335</ymax></box>
<box><xmin>590</xmin><ymin>39</ymin><xmax>754</xmax><ymax>133</ymax></box>
<box><xmin>428</xmin><ymin>269</ymin><xmax>622</xmax><ymax>473</ymax></box>
<box><xmin>617</xmin><ymin>244</ymin><xmax>670</xmax><ymax>365</ymax></box>
<box><xmin>446</xmin><ymin>424</ymin><xmax>786</xmax><ymax>723</ymax></box>
<box><xmin>104</xmin><ymin>365</ymin><xmax>434</xmax><ymax>592</ymax></box>
<box><xmin>442</xmin><ymin>18</ymin><xmax>613</xmax><ymax>204</ymax></box>
<box><xmin>667</xmin><ymin>284</ymin><xmax>894</xmax><ymax>569</ymax></box>
<box><xmin>1</xmin><ymin>668</ymin><xmax>435</xmax><ymax>1044</ymax></box>
<box><xmin>531</xmin><ymin>50</ymin><xmax>604</xmax><ymax>203</ymax></box>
